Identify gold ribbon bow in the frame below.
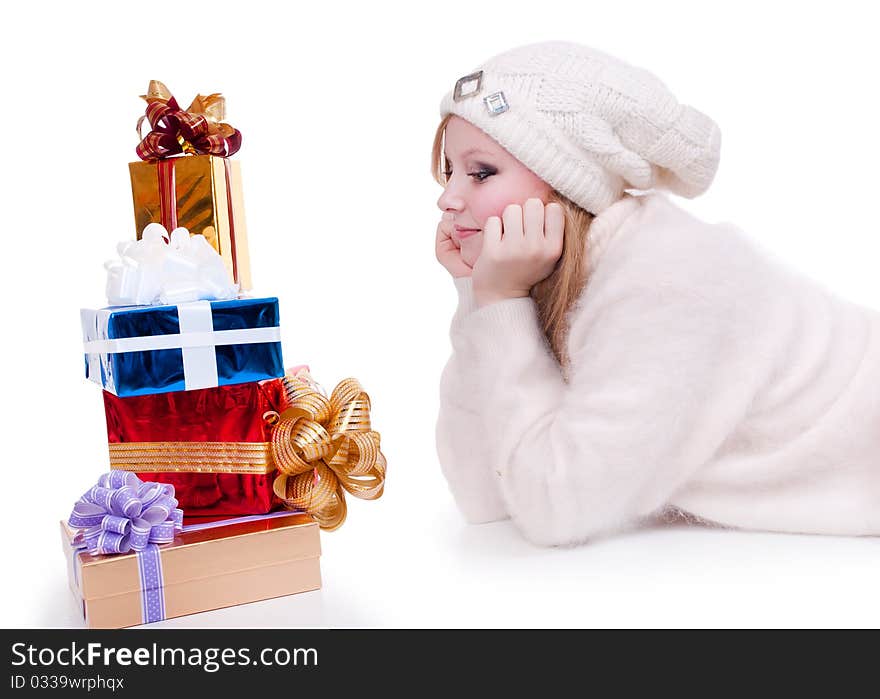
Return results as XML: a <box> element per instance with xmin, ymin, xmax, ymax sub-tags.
<box><xmin>267</xmin><ymin>372</ymin><xmax>386</xmax><ymax>531</ymax></box>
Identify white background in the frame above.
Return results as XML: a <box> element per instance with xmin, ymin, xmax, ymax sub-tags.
<box><xmin>2</xmin><ymin>0</ymin><xmax>879</xmax><ymax>628</ymax></box>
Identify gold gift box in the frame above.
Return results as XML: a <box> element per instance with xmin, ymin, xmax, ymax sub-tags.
<box><xmin>61</xmin><ymin>512</ymin><xmax>320</xmax><ymax>628</ymax></box>
<box><xmin>128</xmin><ymin>154</ymin><xmax>252</xmax><ymax>290</ymax></box>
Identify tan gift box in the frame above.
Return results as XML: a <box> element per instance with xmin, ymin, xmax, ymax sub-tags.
<box><xmin>129</xmin><ymin>154</ymin><xmax>252</xmax><ymax>290</ymax></box>
<box><xmin>61</xmin><ymin>512</ymin><xmax>320</xmax><ymax>628</ymax></box>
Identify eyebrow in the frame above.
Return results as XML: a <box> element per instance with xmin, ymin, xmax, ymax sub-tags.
<box><xmin>457</xmin><ymin>147</ymin><xmax>495</xmax><ymax>159</ymax></box>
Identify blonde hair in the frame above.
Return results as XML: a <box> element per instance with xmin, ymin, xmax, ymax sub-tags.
<box><xmin>432</xmin><ymin>115</ymin><xmax>595</xmax><ymax>370</ymax></box>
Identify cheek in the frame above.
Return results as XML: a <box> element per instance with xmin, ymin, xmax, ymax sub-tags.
<box><xmin>474</xmin><ymin>174</ymin><xmax>552</xmax><ymax>225</ymax></box>
<box><xmin>475</xmin><ymin>191</ymin><xmax>514</xmax><ymax>224</ymax></box>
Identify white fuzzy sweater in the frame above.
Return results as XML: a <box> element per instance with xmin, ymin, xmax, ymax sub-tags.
<box><xmin>436</xmin><ymin>191</ymin><xmax>880</xmax><ymax>546</ymax></box>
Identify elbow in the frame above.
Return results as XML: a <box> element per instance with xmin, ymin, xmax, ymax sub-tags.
<box><xmin>510</xmin><ymin>510</ymin><xmax>638</xmax><ymax>548</ymax></box>
<box><xmin>498</xmin><ymin>420</ymin><xmax>664</xmax><ymax>547</ymax></box>
<box><xmin>442</xmin><ymin>476</ymin><xmax>510</xmax><ymax>526</ymax></box>
<box><xmin>455</xmin><ymin>492</ymin><xmax>509</xmax><ymax>525</ymax></box>
<box><xmin>436</xmin><ymin>430</ymin><xmax>510</xmax><ymax>525</ymax></box>
<box><xmin>500</xmin><ymin>463</ymin><xmax>645</xmax><ymax>548</ymax></box>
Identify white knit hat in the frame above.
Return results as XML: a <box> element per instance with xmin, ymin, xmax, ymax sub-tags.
<box><xmin>439</xmin><ymin>41</ymin><xmax>721</xmax><ymax>215</ymax></box>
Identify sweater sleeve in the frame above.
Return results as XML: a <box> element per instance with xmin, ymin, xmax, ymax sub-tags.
<box><xmin>453</xmin><ymin>272</ymin><xmax>762</xmax><ymax>547</ymax></box>
<box><xmin>435</xmin><ymin>277</ymin><xmax>511</xmax><ymax>523</ymax></box>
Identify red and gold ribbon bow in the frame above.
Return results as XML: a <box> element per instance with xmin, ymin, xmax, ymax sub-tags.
<box><xmin>135</xmin><ymin>80</ymin><xmax>242</xmax><ymax>161</ymax></box>
<box><xmin>267</xmin><ymin>372</ymin><xmax>386</xmax><ymax>531</ymax></box>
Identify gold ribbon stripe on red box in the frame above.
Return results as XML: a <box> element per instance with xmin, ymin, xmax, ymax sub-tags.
<box><xmin>108</xmin><ymin>441</ymin><xmax>274</xmax><ymax>474</ymax></box>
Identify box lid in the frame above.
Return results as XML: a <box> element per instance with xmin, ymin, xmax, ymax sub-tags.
<box><xmin>61</xmin><ymin>511</ymin><xmax>320</xmax><ymax>602</ymax></box>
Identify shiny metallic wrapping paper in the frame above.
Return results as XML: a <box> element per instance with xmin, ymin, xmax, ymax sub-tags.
<box><xmin>61</xmin><ymin>512</ymin><xmax>321</xmax><ymax>629</ymax></box>
<box><xmin>102</xmin><ymin>379</ymin><xmax>288</xmax><ymax>515</ymax></box>
<box><xmin>129</xmin><ymin>155</ymin><xmax>252</xmax><ymax>290</ymax></box>
<box><xmin>81</xmin><ymin>297</ymin><xmax>284</xmax><ymax>397</ymax></box>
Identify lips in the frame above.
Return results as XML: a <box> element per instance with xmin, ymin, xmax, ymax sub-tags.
<box><xmin>454</xmin><ymin>225</ymin><xmax>481</xmax><ymax>241</ymax></box>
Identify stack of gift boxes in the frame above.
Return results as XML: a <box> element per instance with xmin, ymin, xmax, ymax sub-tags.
<box><xmin>61</xmin><ymin>82</ymin><xmax>385</xmax><ymax>628</ymax></box>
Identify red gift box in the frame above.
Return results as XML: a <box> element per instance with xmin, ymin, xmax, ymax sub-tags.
<box><xmin>103</xmin><ymin>379</ymin><xmax>287</xmax><ymax>516</ymax></box>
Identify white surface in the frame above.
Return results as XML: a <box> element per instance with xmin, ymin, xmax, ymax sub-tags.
<box><xmin>3</xmin><ymin>0</ymin><xmax>879</xmax><ymax>629</ymax></box>
<box><xmin>46</xmin><ymin>513</ymin><xmax>880</xmax><ymax>629</ymax></box>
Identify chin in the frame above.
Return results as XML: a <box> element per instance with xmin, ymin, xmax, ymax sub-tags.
<box><xmin>460</xmin><ymin>239</ymin><xmax>482</xmax><ymax>268</ymax></box>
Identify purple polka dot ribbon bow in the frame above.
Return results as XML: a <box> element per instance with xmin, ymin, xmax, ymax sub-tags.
<box><xmin>68</xmin><ymin>472</ymin><xmax>183</xmax><ymax>555</ymax></box>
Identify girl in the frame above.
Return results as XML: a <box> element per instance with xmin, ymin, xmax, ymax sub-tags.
<box><xmin>433</xmin><ymin>41</ymin><xmax>880</xmax><ymax>547</ymax></box>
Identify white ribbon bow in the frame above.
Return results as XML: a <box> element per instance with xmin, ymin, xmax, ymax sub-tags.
<box><xmin>105</xmin><ymin>223</ymin><xmax>239</xmax><ymax>306</ymax></box>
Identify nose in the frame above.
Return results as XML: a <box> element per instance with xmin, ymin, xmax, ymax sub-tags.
<box><xmin>437</xmin><ymin>181</ymin><xmax>464</xmax><ymax>213</ymax></box>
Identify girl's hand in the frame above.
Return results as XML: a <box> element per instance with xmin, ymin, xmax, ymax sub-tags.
<box><xmin>472</xmin><ymin>198</ymin><xmax>564</xmax><ymax>308</ymax></box>
<box><xmin>435</xmin><ymin>212</ymin><xmax>473</xmax><ymax>278</ymax></box>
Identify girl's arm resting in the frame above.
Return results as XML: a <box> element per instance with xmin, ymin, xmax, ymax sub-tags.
<box><xmin>435</xmin><ymin>277</ymin><xmax>510</xmax><ymax>523</ymax></box>
<box><xmin>456</xmin><ymin>282</ymin><xmax>759</xmax><ymax>546</ymax></box>
<box><xmin>437</xmin><ymin>356</ymin><xmax>510</xmax><ymax>523</ymax></box>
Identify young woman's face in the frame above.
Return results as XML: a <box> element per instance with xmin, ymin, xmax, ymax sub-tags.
<box><xmin>437</xmin><ymin>116</ymin><xmax>552</xmax><ymax>267</ymax></box>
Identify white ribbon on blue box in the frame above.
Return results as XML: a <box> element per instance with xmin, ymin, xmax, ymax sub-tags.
<box><xmin>81</xmin><ymin>297</ymin><xmax>284</xmax><ymax>397</ymax></box>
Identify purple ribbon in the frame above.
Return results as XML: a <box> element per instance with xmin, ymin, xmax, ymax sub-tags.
<box><xmin>68</xmin><ymin>472</ymin><xmax>183</xmax><ymax>625</ymax></box>
<box><xmin>68</xmin><ymin>472</ymin><xmax>183</xmax><ymax>556</ymax></box>
<box><xmin>68</xmin><ymin>475</ymin><xmax>301</xmax><ymax>626</ymax></box>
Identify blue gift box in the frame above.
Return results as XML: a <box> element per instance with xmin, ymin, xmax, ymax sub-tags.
<box><xmin>81</xmin><ymin>297</ymin><xmax>284</xmax><ymax>397</ymax></box>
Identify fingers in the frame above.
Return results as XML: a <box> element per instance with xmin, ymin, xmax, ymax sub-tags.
<box><xmin>436</xmin><ymin>233</ymin><xmax>459</xmax><ymax>254</ymax></box>
<box><xmin>505</xmin><ymin>198</ymin><xmax>557</xmax><ymax>239</ymax></box>
<box><xmin>483</xmin><ymin>215</ymin><xmax>502</xmax><ymax>247</ymax></box>
<box><xmin>544</xmin><ymin>202</ymin><xmax>565</xmax><ymax>255</ymax></box>
<box><xmin>523</xmin><ymin>198</ymin><xmax>545</xmax><ymax>238</ymax></box>
<box><xmin>491</xmin><ymin>199</ymin><xmax>562</xmax><ymax>250</ymax></box>
<box><xmin>436</xmin><ymin>213</ymin><xmax>456</xmax><ymax>245</ymax></box>
<box><xmin>435</xmin><ymin>221</ymin><xmax>450</xmax><ymax>245</ymax></box>
<box><xmin>436</xmin><ymin>218</ymin><xmax>472</xmax><ymax>277</ymax></box>
<box><xmin>502</xmin><ymin>204</ymin><xmax>524</xmax><ymax>238</ymax></box>
<box><xmin>438</xmin><ymin>212</ymin><xmax>455</xmax><ymax>237</ymax></box>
